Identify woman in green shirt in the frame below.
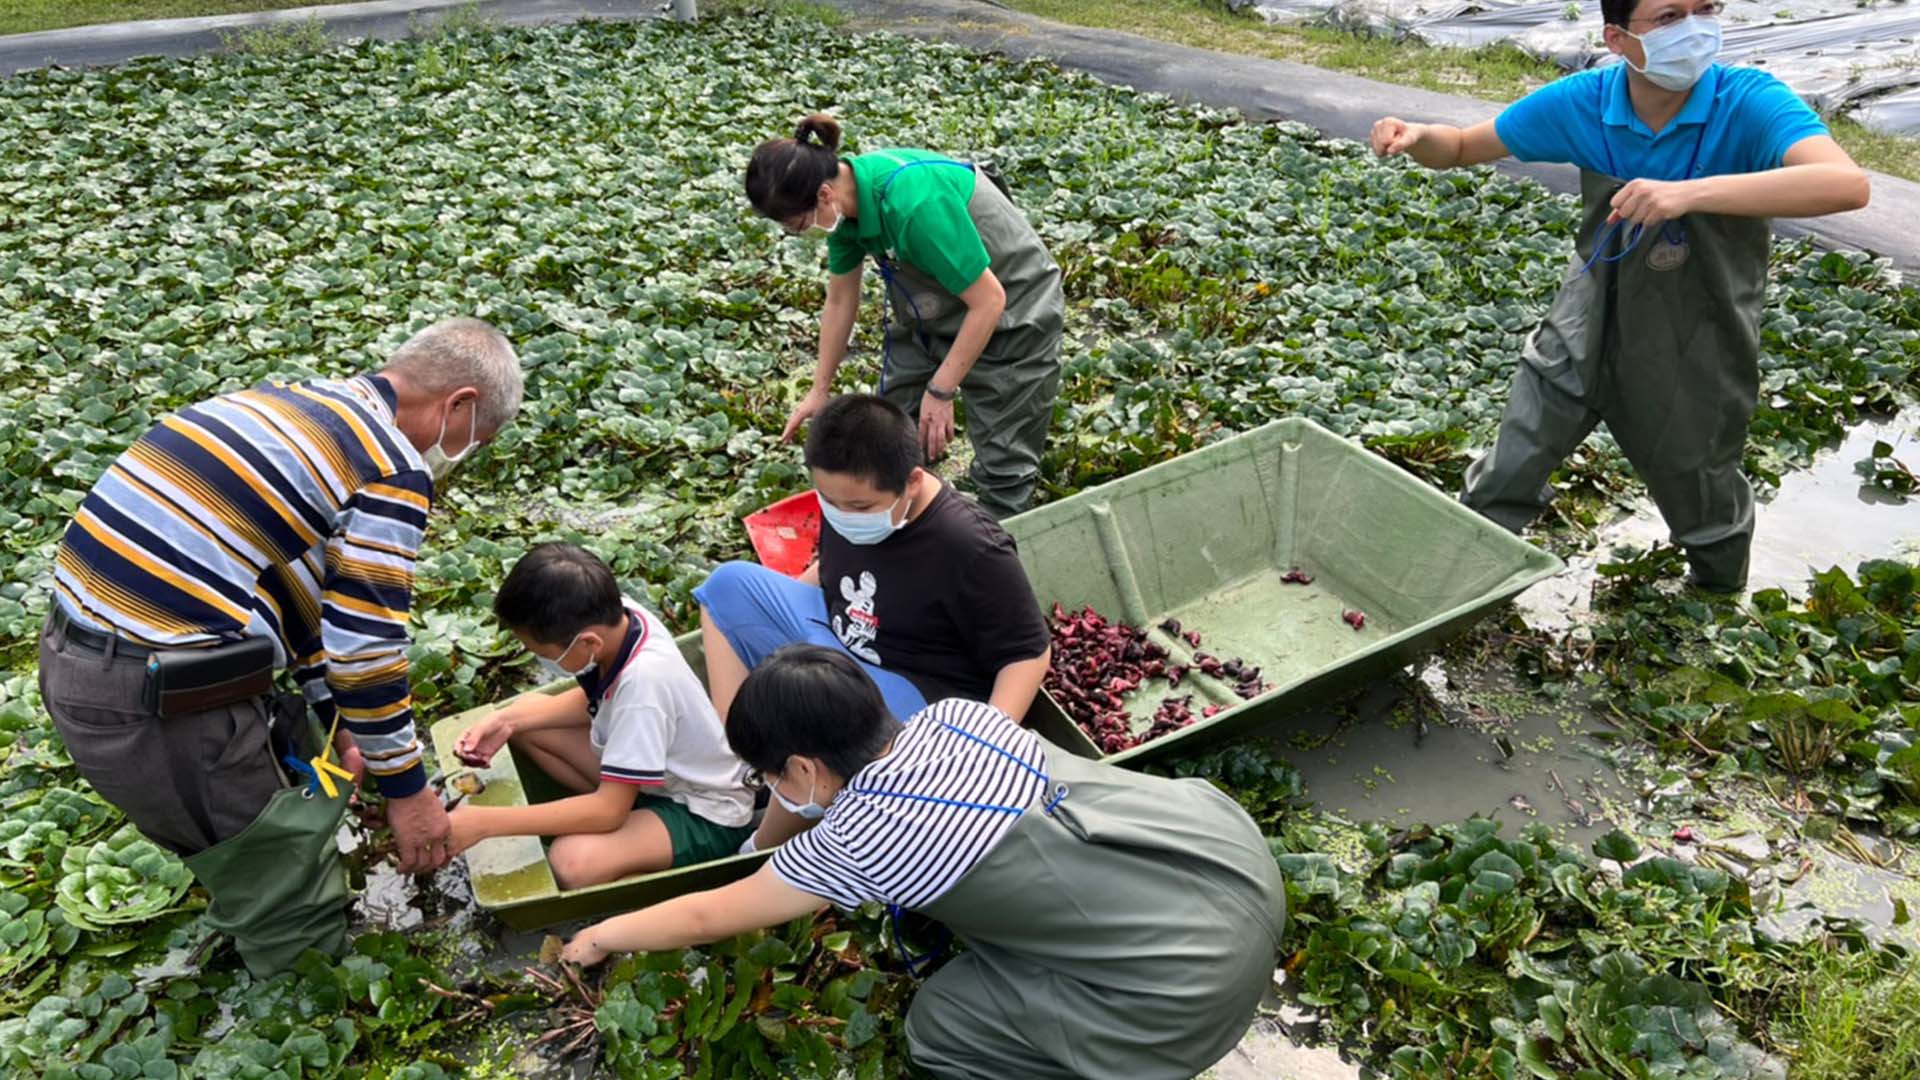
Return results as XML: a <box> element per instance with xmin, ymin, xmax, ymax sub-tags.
<box><xmin>746</xmin><ymin>114</ymin><xmax>1065</xmax><ymax>518</ymax></box>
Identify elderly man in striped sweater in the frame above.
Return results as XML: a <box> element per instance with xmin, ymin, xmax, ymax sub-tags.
<box><xmin>39</xmin><ymin>317</ymin><xmax>522</xmax><ymax>976</ymax></box>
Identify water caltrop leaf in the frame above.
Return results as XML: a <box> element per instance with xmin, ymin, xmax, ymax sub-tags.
<box><xmin>1591</xmin><ymin>830</ymin><xmax>1641</xmax><ymax>865</ymax></box>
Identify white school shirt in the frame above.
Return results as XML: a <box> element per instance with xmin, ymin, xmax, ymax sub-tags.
<box><xmin>588</xmin><ymin>603</ymin><xmax>754</xmax><ymax>828</ymax></box>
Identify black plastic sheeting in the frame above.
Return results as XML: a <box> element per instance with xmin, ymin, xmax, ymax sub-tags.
<box><xmin>0</xmin><ymin>0</ymin><xmax>662</xmax><ymax>77</ymax></box>
<box><xmin>1230</xmin><ymin>0</ymin><xmax>1920</xmax><ymax>135</ymax></box>
<box><xmin>830</xmin><ymin>0</ymin><xmax>1918</xmax><ymax>270</ymax></box>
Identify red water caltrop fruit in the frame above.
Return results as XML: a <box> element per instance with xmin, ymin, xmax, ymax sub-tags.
<box><xmin>1342</xmin><ymin>609</ymin><xmax>1367</xmax><ymax>631</ymax></box>
<box><xmin>1045</xmin><ymin>603</ymin><xmax>1272</xmax><ymax>753</ymax></box>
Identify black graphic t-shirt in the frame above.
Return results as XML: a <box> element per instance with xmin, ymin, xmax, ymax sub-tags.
<box><xmin>818</xmin><ymin>485</ymin><xmax>1049</xmax><ymax>704</ymax></box>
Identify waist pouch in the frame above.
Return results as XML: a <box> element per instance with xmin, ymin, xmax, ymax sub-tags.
<box><xmin>143</xmin><ymin>636</ymin><xmax>275</xmax><ymax>719</ymax></box>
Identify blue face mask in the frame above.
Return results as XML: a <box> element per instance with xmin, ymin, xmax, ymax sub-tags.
<box><xmin>1627</xmin><ymin>16</ymin><xmax>1721</xmax><ymax>93</ymax></box>
<box><xmin>819</xmin><ymin>490</ymin><xmax>907</xmax><ymax>546</ymax></box>
<box><xmin>771</xmin><ymin>773</ymin><xmax>827</xmax><ymax>820</ymax></box>
<box><xmin>535</xmin><ymin>632</ymin><xmax>596</xmax><ymax>682</ymax></box>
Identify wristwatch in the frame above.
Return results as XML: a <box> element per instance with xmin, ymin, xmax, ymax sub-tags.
<box><xmin>925</xmin><ymin>384</ymin><xmax>958</xmax><ymax>402</ymax></box>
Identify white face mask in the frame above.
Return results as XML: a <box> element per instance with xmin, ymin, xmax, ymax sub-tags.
<box><xmin>819</xmin><ymin>490</ymin><xmax>907</xmax><ymax>546</ymax></box>
<box><xmin>534</xmin><ymin>631</ymin><xmax>596</xmax><ymax>682</ymax></box>
<box><xmin>423</xmin><ymin>400</ymin><xmax>479</xmax><ymax>482</ymax></box>
<box><xmin>1627</xmin><ymin>16</ymin><xmax>1722</xmax><ymax>93</ymax></box>
<box><xmin>807</xmin><ymin>200</ymin><xmax>842</xmax><ymax>236</ymax></box>
<box><xmin>770</xmin><ymin>772</ymin><xmax>827</xmax><ymax>820</ymax></box>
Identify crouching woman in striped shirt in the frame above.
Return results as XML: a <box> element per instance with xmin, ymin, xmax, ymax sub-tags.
<box><xmin>563</xmin><ymin>645</ymin><xmax>1287</xmax><ymax>1079</ymax></box>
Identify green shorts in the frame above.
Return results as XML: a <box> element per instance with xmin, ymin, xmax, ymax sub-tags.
<box><xmin>635</xmin><ymin>794</ymin><xmax>753</xmax><ymax>867</ymax></box>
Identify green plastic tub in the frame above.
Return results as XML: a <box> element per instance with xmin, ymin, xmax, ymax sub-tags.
<box><xmin>431</xmin><ymin>418</ymin><xmax>1558</xmax><ymax>928</ymax></box>
<box><xmin>428</xmin><ymin>631</ymin><xmax>769</xmax><ymax>932</ymax></box>
<box><xmin>1003</xmin><ymin>418</ymin><xmax>1562</xmax><ymax>766</ymax></box>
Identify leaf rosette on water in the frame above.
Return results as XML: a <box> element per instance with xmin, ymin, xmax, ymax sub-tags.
<box><xmin>54</xmin><ymin>825</ymin><xmax>194</xmax><ymax>931</ymax></box>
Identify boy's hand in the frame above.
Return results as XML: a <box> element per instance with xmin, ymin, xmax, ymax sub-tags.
<box><xmin>446</xmin><ymin>805</ymin><xmax>486</xmax><ymax>857</ymax></box>
<box><xmin>1607</xmin><ymin>178</ymin><xmax>1699</xmax><ymax>229</ymax></box>
<box><xmin>561</xmin><ymin>929</ymin><xmax>611</xmax><ymax>967</ymax></box>
<box><xmin>454</xmin><ymin>712</ymin><xmax>515</xmax><ymax>767</ymax></box>
<box><xmin>1371</xmin><ymin>117</ymin><xmax>1422</xmax><ymax>158</ymax></box>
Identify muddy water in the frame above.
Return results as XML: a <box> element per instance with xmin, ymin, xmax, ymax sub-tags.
<box><xmin>1209</xmin><ymin>1017</ymin><xmax>1362</xmax><ymax>1080</ymax></box>
<box><xmin>1247</xmin><ymin>665</ymin><xmax>1633</xmax><ymax>839</ymax></box>
<box><xmin>1246</xmin><ymin>417</ymin><xmax>1920</xmax><ymax>855</ymax></box>
<box><xmin>1198</xmin><ymin>418</ymin><xmax>1919</xmax><ymax>1076</ymax></box>
<box><xmin>1518</xmin><ymin>417</ymin><xmax>1919</xmax><ymax>630</ymax></box>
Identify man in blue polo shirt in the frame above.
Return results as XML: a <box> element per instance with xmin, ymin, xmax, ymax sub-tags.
<box><xmin>1370</xmin><ymin>0</ymin><xmax>1870</xmax><ymax>592</ymax></box>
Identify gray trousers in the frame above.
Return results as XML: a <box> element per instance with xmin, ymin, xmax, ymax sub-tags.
<box><xmin>1461</xmin><ymin>358</ymin><xmax>1755</xmax><ymax>590</ymax></box>
<box><xmin>882</xmin><ymin>332</ymin><xmax>1062</xmax><ymax>519</ymax></box>
<box><xmin>1461</xmin><ymin>169</ymin><xmax>1767</xmax><ymax>594</ymax></box>
<box><xmin>38</xmin><ymin>616</ymin><xmax>284</xmax><ymax>857</ymax></box>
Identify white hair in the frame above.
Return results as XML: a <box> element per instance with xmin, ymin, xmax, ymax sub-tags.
<box><xmin>380</xmin><ymin>317</ymin><xmax>524</xmax><ymax>435</ymax></box>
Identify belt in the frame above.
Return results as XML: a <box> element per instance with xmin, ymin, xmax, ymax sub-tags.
<box><xmin>50</xmin><ymin>606</ymin><xmax>158</xmax><ymax>660</ymax></box>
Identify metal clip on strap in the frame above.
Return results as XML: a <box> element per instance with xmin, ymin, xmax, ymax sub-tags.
<box><xmin>1043</xmin><ymin>782</ymin><xmax>1069</xmax><ymax>815</ymax></box>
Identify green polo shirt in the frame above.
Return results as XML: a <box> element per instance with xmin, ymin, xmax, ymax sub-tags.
<box><xmin>825</xmin><ymin>150</ymin><xmax>991</xmax><ymax>296</ymax></box>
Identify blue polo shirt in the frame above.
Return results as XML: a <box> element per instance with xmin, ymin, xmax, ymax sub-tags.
<box><xmin>1494</xmin><ymin>63</ymin><xmax>1827</xmax><ymax>181</ymax></box>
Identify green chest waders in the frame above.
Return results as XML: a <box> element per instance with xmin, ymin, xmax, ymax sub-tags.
<box><xmin>182</xmin><ymin>702</ymin><xmax>350</xmax><ymax>977</ymax></box>
<box><xmin>873</xmin><ymin>162</ymin><xmax>1066</xmax><ymax>517</ymax></box>
<box><xmin>888</xmin><ymin>731</ymin><xmax>1286</xmax><ymax>1080</ymax></box>
<box><xmin>1461</xmin><ymin>169</ymin><xmax>1770</xmax><ymax>591</ymax></box>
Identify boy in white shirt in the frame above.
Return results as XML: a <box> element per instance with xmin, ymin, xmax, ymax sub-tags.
<box><xmin>447</xmin><ymin>543</ymin><xmax>754</xmax><ymax>888</ymax></box>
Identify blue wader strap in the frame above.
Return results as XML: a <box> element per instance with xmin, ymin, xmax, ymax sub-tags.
<box><xmin>860</xmin><ymin>719</ymin><xmax>1067</xmax><ymax>975</ymax></box>
<box><xmin>1584</xmin><ymin>100</ymin><xmax>1710</xmax><ymax>278</ymax></box>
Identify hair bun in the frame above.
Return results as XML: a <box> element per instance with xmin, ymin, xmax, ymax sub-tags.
<box><xmin>794</xmin><ymin>113</ymin><xmax>842</xmax><ymax>154</ymax></box>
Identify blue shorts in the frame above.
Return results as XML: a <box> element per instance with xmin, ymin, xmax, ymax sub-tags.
<box><xmin>693</xmin><ymin>561</ymin><xmax>930</xmax><ymax>721</ymax></box>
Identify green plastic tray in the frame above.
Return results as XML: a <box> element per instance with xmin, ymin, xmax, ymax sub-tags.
<box><xmin>1002</xmin><ymin>418</ymin><xmax>1562</xmax><ymax>766</ymax></box>
<box><xmin>429</xmin><ymin>630</ymin><xmax>769</xmax><ymax>932</ymax></box>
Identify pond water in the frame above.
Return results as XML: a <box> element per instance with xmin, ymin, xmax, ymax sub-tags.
<box><xmin>1517</xmin><ymin>417</ymin><xmax>1920</xmax><ymax>632</ymax></box>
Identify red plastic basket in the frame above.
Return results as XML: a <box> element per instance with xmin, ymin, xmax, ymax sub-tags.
<box><xmin>743</xmin><ymin>490</ymin><xmax>822</xmax><ymax>579</ymax></box>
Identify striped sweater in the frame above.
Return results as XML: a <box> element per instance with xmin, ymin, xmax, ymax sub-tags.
<box><xmin>54</xmin><ymin>374</ymin><xmax>434</xmax><ymax>797</ymax></box>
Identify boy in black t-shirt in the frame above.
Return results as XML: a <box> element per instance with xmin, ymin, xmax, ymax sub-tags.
<box><xmin>694</xmin><ymin>395</ymin><xmax>1051</xmax><ymax>847</ymax></box>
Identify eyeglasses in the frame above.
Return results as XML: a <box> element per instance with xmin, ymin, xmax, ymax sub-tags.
<box><xmin>1630</xmin><ymin>0</ymin><xmax>1723</xmax><ymax>28</ymax></box>
<box><xmin>742</xmin><ymin>769</ymin><xmax>768</xmax><ymax>791</ymax></box>
<box><xmin>779</xmin><ymin>206</ymin><xmax>820</xmax><ymax>236</ymax></box>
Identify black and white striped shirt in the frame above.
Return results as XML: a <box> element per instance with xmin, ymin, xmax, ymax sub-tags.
<box><xmin>770</xmin><ymin>699</ymin><xmax>1049</xmax><ymax>910</ymax></box>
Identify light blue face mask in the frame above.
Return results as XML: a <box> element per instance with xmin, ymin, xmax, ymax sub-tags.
<box><xmin>819</xmin><ymin>490</ymin><xmax>907</xmax><ymax>546</ymax></box>
<box><xmin>1627</xmin><ymin>15</ymin><xmax>1722</xmax><ymax>93</ymax></box>
<box><xmin>771</xmin><ymin>773</ymin><xmax>828</xmax><ymax>820</ymax></box>
<box><xmin>535</xmin><ymin>631</ymin><xmax>596</xmax><ymax>682</ymax></box>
